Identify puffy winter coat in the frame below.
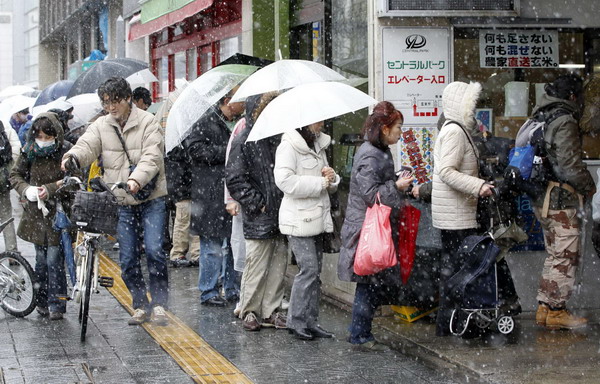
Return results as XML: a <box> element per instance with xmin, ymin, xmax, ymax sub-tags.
<box><xmin>184</xmin><ymin>106</ymin><xmax>232</xmax><ymax>238</ymax></box>
<box><xmin>531</xmin><ymin>94</ymin><xmax>594</xmax><ymax>210</ymax></box>
<box><xmin>226</xmin><ymin>127</ymin><xmax>283</xmax><ymax>239</ymax></box>
<box><xmin>10</xmin><ymin>113</ymin><xmax>72</xmax><ymax>246</ymax></box>
<box><xmin>432</xmin><ymin>82</ymin><xmax>485</xmax><ymax>230</ymax></box>
<box><xmin>337</xmin><ymin>141</ymin><xmax>404</xmax><ymax>285</ymax></box>
<box><xmin>274</xmin><ymin>130</ymin><xmax>338</xmax><ymax>237</ymax></box>
<box><xmin>65</xmin><ymin>106</ymin><xmax>167</xmax><ymax>206</ymax></box>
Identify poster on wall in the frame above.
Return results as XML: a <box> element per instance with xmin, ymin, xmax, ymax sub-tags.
<box><xmin>398</xmin><ymin>127</ymin><xmax>436</xmax><ymax>184</ymax></box>
<box><xmin>479</xmin><ymin>30</ymin><xmax>559</xmax><ymax>69</ymax></box>
<box><xmin>382</xmin><ymin>27</ymin><xmax>452</xmax><ymax>127</ymax></box>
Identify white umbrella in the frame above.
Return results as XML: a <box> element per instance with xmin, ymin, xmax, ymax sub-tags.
<box><xmin>31</xmin><ymin>97</ymin><xmax>73</xmax><ymax>117</ymax></box>
<box><xmin>0</xmin><ymin>95</ymin><xmax>36</xmax><ymax>127</ymax></box>
<box><xmin>165</xmin><ymin>64</ymin><xmax>258</xmax><ymax>153</ymax></box>
<box><xmin>67</xmin><ymin>93</ymin><xmax>103</xmax><ymax>128</ymax></box>
<box><xmin>230</xmin><ymin>59</ymin><xmax>346</xmax><ymax>102</ymax></box>
<box><xmin>246</xmin><ymin>82</ymin><xmax>377</xmax><ymax>142</ymax></box>
<box><xmin>0</xmin><ymin>85</ymin><xmax>36</xmax><ymax>101</ymax></box>
<box><xmin>126</xmin><ymin>68</ymin><xmax>159</xmax><ymax>86</ymax></box>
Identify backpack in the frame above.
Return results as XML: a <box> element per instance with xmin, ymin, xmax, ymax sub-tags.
<box><xmin>0</xmin><ymin>121</ymin><xmax>12</xmax><ymax>168</ymax></box>
<box><xmin>504</xmin><ymin>108</ymin><xmax>570</xmax><ymax>197</ymax></box>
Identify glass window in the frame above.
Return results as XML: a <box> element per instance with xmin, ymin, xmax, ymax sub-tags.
<box><xmin>174</xmin><ymin>51</ymin><xmax>186</xmax><ymax>83</ymax></box>
<box><xmin>200</xmin><ymin>50</ymin><xmax>213</xmax><ymax>75</ymax></box>
<box><xmin>187</xmin><ymin>48</ymin><xmax>198</xmax><ymax>80</ymax></box>
<box><xmin>219</xmin><ymin>36</ymin><xmax>240</xmax><ymax>63</ymax></box>
<box><xmin>157</xmin><ymin>58</ymin><xmax>168</xmax><ymax>96</ymax></box>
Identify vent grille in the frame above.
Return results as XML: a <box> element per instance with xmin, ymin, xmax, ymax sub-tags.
<box><xmin>387</xmin><ymin>0</ymin><xmax>514</xmax><ymax>10</ymax></box>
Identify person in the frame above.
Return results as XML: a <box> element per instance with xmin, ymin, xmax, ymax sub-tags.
<box><xmin>337</xmin><ymin>101</ymin><xmax>414</xmax><ymax>351</ymax></box>
<box><xmin>132</xmin><ymin>87</ymin><xmax>152</xmax><ymax>111</ymax></box>
<box><xmin>273</xmin><ymin>120</ymin><xmax>340</xmax><ymax>340</ymax></box>
<box><xmin>530</xmin><ymin>74</ymin><xmax>595</xmax><ymax>330</ymax></box>
<box><xmin>165</xmin><ymin>144</ymin><xmax>199</xmax><ymax>267</ymax></box>
<box><xmin>10</xmin><ymin>108</ymin><xmax>31</xmax><ymax>137</ymax></box>
<box><xmin>431</xmin><ymin>81</ymin><xmax>494</xmax><ymax>336</ymax></box>
<box><xmin>226</xmin><ymin>93</ymin><xmax>287</xmax><ymax>331</ymax></box>
<box><xmin>184</xmin><ymin>88</ymin><xmax>243</xmax><ymax>307</ymax></box>
<box><xmin>10</xmin><ymin>113</ymin><xmax>72</xmax><ymax>320</ymax></box>
<box><xmin>61</xmin><ymin>77</ymin><xmax>170</xmax><ymax>326</ymax></box>
<box><xmin>0</xmin><ymin>120</ymin><xmax>21</xmax><ymax>253</ymax></box>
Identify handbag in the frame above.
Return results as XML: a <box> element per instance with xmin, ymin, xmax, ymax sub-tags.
<box><xmin>322</xmin><ymin>191</ymin><xmax>342</xmax><ymax>253</ymax></box>
<box><xmin>112</xmin><ymin>126</ymin><xmax>159</xmax><ymax>201</ymax></box>
<box><xmin>353</xmin><ymin>192</ymin><xmax>397</xmax><ymax>276</ymax></box>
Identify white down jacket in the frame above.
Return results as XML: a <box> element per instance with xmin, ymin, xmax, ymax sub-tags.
<box><xmin>432</xmin><ymin>81</ymin><xmax>486</xmax><ymax>230</ymax></box>
<box><xmin>274</xmin><ymin>130</ymin><xmax>339</xmax><ymax>237</ymax></box>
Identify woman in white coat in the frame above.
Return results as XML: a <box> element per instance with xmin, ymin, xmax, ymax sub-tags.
<box><xmin>274</xmin><ymin>121</ymin><xmax>339</xmax><ymax>340</ymax></box>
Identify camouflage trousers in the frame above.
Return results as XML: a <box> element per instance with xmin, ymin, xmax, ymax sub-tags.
<box><xmin>533</xmin><ymin>207</ymin><xmax>581</xmax><ymax>307</ymax></box>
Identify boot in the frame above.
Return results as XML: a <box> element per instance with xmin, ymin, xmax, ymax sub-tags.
<box><xmin>535</xmin><ymin>303</ymin><xmax>549</xmax><ymax>326</ymax></box>
<box><xmin>545</xmin><ymin>309</ymin><xmax>587</xmax><ymax>330</ymax></box>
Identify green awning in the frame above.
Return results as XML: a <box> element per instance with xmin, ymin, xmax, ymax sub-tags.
<box><xmin>141</xmin><ymin>0</ymin><xmax>195</xmax><ymax>24</ymax></box>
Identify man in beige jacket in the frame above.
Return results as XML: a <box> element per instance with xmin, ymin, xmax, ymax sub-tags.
<box><xmin>62</xmin><ymin>77</ymin><xmax>169</xmax><ymax>326</ymax></box>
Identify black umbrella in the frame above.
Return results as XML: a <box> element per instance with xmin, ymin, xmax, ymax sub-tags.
<box><xmin>33</xmin><ymin>80</ymin><xmax>75</xmax><ymax>107</ymax></box>
<box><xmin>66</xmin><ymin>58</ymin><xmax>149</xmax><ymax>99</ymax></box>
<box><xmin>217</xmin><ymin>53</ymin><xmax>274</xmax><ymax>68</ymax></box>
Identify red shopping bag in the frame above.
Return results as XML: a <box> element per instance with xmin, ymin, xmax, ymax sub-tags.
<box><xmin>398</xmin><ymin>203</ymin><xmax>421</xmax><ymax>285</ymax></box>
<box><xmin>354</xmin><ymin>193</ymin><xmax>397</xmax><ymax>276</ymax></box>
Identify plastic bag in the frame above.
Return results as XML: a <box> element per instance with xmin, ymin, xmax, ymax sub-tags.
<box><xmin>354</xmin><ymin>193</ymin><xmax>397</xmax><ymax>276</ymax></box>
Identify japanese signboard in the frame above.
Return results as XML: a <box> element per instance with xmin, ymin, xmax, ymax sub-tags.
<box><xmin>479</xmin><ymin>30</ymin><xmax>559</xmax><ymax>69</ymax></box>
<box><xmin>399</xmin><ymin>128</ymin><xmax>435</xmax><ymax>183</ymax></box>
<box><xmin>382</xmin><ymin>27</ymin><xmax>451</xmax><ymax>126</ymax></box>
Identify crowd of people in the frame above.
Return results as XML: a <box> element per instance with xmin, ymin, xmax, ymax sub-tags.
<box><xmin>0</xmin><ymin>71</ymin><xmax>597</xmax><ymax>351</ymax></box>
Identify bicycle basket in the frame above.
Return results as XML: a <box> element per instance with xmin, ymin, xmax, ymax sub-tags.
<box><xmin>70</xmin><ymin>190</ymin><xmax>119</xmax><ymax>235</ymax></box>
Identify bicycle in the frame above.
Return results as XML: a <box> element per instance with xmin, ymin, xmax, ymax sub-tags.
<box><xmin>59</xmin><ymin>175</ymin><xmax>125</xmax><ymax>341</ymax></box>
<box><xmin>0</xmin><ymin>218</ymin><xmax>37</xmax><ymax>317</ymax></box>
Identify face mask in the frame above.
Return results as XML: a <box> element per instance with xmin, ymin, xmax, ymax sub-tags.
<box><xmin>35</xmin><ymin>139</ymin><xmax>55</xmax><ymax>148</ymax></box>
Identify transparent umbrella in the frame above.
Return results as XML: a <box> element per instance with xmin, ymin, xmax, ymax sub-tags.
<box><xmin>0</xmin><ymin>85</ymin><xmax>36</xmax><ymax>101</ymax></box>
<box><xmin>67</xmin><ymin>93</ymin><xmax>103</xmax><ymax>127</ymax></box>
<box><xmin>165</xmin><ymin>64</ymin><xmax>258</xmax><ymax>153</ymax></box>
<box><xmin>230</xmin><ymin>59</ymin><xmax>346</xmax><ymax>102</ymax></box>
<box><xmin>0</xmin><ymin>95</ymin><xmax>36</xmax><ymax>127</ymax></box>
<box><xmin>246</xmin><ymin>81</ymin><xmax>377</xmax><ymax>142</ymax></box>
<box><xmin>126</xmin><ymin>68</ymin><xmax>159</xmax><ymax>87</ymax></box>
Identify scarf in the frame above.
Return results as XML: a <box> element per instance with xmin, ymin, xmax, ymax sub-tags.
<box><xmin>23</xmin><ymin>140</ymin><xmax>58</xmax><ymax>162</ymax></box>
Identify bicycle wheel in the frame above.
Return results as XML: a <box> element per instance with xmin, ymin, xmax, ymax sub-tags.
<box><xmin>80</xmin><ymin>249</ymin><xmax>94</xmax><ymax>342</ymax></box>
<box><xmin>0</xmin><ymin>252</ymin><xmax>37</xmax><ymax>317</ymax></box>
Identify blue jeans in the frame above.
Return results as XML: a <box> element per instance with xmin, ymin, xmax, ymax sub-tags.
<box><xmin>34</xmin><ymin>245</ymin><xmax>67</xmax><ymax>313</ymax></box>
<box><xmin>117</xmin><ymin>197</ymin><xmax>169</xmax><ymax>311</ymax></box>
<box><xmin>198</xmin><ymin>237</ymin><xmax>239</xmax><ymax>302</ymax></box>
<box><xmin>349</xmin><ymin>282</ymin><xmax>393</xmax><ymax>344</ymax></box>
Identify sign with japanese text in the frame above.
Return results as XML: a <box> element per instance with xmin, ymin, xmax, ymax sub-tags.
<box><xmin>479</xmin><ymin>30</ymin><xmax>559</xmax><ymax>69</ymax></box>
<box><xmin>382</xmin><ymin>27</ymin><xmax>451</xmax><ymax>126</ymax></box>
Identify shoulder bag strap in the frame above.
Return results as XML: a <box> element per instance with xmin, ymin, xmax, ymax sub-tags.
<box><xmin>112</xmin><ymin>126</ymin><xmax>134</xmax><ymax>166</ymax></box>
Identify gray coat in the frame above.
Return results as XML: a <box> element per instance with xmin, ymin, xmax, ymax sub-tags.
<box><xmin>337</xmin><ymin>142</ymin><xmax>406</xmax><ymax>285</ymax></box>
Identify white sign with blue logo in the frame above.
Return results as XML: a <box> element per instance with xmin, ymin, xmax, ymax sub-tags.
<box><xmin>382</xmin><ymin>27</ymin><xmax>452</xmax><ymax>126</ymax></box>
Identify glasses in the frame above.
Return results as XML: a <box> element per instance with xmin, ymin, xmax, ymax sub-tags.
<box><xmin>101</xmin><ymin>98</ymin><xmax>124</xmax><ymax>108</ymax></box>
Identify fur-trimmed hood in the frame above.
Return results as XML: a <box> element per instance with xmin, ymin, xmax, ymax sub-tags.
<box><xmin>442</xmin><ymin>81</ymin><xmax>482</xmax><ymax>133</ymax></box>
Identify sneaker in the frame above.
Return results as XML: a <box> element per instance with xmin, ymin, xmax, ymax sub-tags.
<box><xmin>243</xmin><ymin>312</ymin><xmax>261</xmax><ymax>332</ymax></box>
<box><xmin>261</xmin><ymin>312</ymin><xmax>287</xmax><ymax>329</ymax></box>
<box><xmin>151</xmin><ymin>306</ymin><xmax>169</xmax><ymax>326</ymax></box>
<box><xmin>36</xmin><ymin>306</ymin><xmax>49</xmax><ymax>317</ymax></box>
<box><xmin>112</xmin><ymin>242</ymin><xmax>120</xmax><ymax>250</ymax></box>
<box><xmin>351</xmin><ymin>340</ymin><xmax>390</xmax><ymax>353</ymax></box>
<box><xmin>49</xmin><ymin>312</ymin><xmax>64</xmax><ymax>321</ymax></box>
<box><xmin>546</xmin><ymin>309</ymin><xmax>587</xmax><ymax>330</ymax></box>
<box><xmin>535</xmin><ymin>303</ymin><xmax>549</xmax><ymax>326</ymax></box>
<box><xmin>189</xmin><ymin>258</ymin><xmax>199</xmax><ymax>267</ymax></box>
<box><xmin>128</xmin><ymin>308</ymin><xmax>148</xmax><ymax>325</ymax></box>
<box><xmin>281</xmin><ymin>298</ymin><xmax>290</xmax><ymax>310</ymax></box>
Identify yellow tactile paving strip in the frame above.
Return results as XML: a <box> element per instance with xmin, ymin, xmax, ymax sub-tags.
<box><xmin>98</xmin><ymin>252</ymin><xmax>253</xmax><ymax>384</ymax></box>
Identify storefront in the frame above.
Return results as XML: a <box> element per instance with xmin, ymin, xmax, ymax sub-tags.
<box><xmin>129</xmin><ymin>0</ymin><xmax>242</xmax><ymax>99</ymax></box>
